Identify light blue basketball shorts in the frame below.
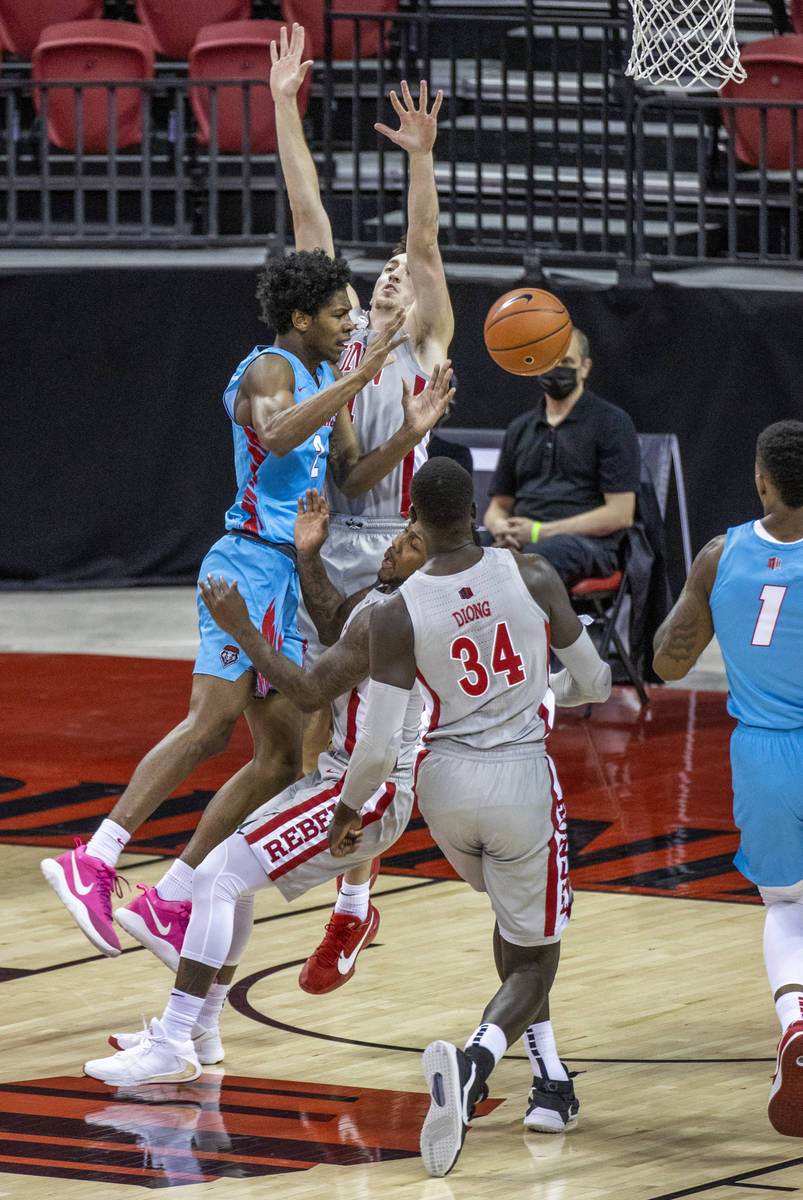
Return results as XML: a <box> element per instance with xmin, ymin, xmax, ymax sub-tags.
<box><xmin>731</xmin><ymin>723</ymin><xmax>803</xmax><ymax>888</ymax></box>
<box><xmin>195</xmin><ymin>533</ymin><xmax>304</xmax><ymax>696</ymax></box>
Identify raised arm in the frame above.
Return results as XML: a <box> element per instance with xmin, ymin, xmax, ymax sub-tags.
<box><xmin>653</xmin><ymin>536</ymin><xmax>723</xmax><ymax>681</ymax></box>
<box><xmin>327</xmin><ymin>593</ymin><xmax>416</xmax><ymax>856</ymax></box>
<box><xmin>294</xmin><ymin>490</ymin><xmax>372</xmax><ymax>645</ymax></box>
<box><xmin>198</xmin><ymin>574</ymin><xmax>370</xmax><ymax>711</ymax></box>
<box><xmin>235</xmin><ymin>312</ymin><xmax>405</xmax><ymax>454</ymax></box>
<box><xmin>376</xmin><ymin>81</ymin><xmax>454</xmax><ymax>369</ymax></box>
<box><xmin>270</xmin><ymin>25</ymin><xmax>360</xmax><ymax>306</ymax></box>
<box><xmin>327</xmin><ymin>362</ymin><xmax>455</xmax><ymax>498</ymax></box>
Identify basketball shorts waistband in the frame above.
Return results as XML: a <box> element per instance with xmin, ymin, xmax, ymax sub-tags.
<box><xmin>327</xmin><ymin>513</ymin><xmax>408</xmax><ymax>534</ymax></box>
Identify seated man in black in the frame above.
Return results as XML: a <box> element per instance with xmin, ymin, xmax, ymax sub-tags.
<box><xmin>483</xmin><ymin>328</ymin><xmax>640</xmax><ymax>587</ymax></box>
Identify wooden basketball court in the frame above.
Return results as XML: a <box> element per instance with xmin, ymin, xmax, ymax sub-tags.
<box><xmin>0</xmin><ymin>590</ymin><xmax>798</xmax><ymax>1199</ymax></box>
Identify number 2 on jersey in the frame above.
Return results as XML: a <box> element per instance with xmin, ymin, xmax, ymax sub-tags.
<box><xmin>451</xmin><ymin>621</ymin><xmax>526</xmax><ymax>696</ymax></box>
<box><xmin>310</xmin><ymin>434</ymin><xmax>325</xmax><ymax>479</ymax></box>
<box><xmin>751</xmin><ymin>583</ymin><xmax>787</xmax><ymax>646</ymax></box>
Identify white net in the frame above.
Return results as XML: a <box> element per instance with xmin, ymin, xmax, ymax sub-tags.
<box><xmin>626</xmin><ymin>0</ymin><xmax>747</xmax><ymax>89</ymax></box>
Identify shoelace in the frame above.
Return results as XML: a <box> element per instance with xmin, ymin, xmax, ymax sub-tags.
<box><xmin>96</xmin><ymin>862</ymin><xmax>130</xmax><ymax>922</ymax></box>
<box><xmin>313</xmin><ymin>914</ymin><xmax>355</xmax><ymax>968</ymax></box>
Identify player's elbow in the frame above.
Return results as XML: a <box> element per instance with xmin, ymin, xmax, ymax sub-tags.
<box><xmin>652</xmin><ymin>652</ymin><xmax>688</xmax><ymax>682</ymax></box>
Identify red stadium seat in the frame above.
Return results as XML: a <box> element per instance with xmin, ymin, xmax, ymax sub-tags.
<box><xmin>32</xmin><ymin>21</ymin><xmax>154</xmax><ymax>152</ymax></box>
<box><xmin>720</xmin><ymin>36</ymin><xmax>803</xmax><ymax>169</ymax></box>
<box><xmin>189</xmin><ymin>21</ymin><xmax>310</xmax><ymax>153</ymax></box>
<box><xmin>134</xmin><ymin>0</ymin><xmax>249</xmax><ymax>61</ymax></box>
<box><xmin>281</xmin><ymin>0</ymin><xmax>399</xmax><ymax>61</ymax></box>
<box><xmin>0</xmin><ymin>0</ymin><xmax>103</xmax><ymax>59</ymax></box>
<box><xmin>791</xmin><ymin>0</ymin><xmax>803</xmax><ymax>33</ymax></box>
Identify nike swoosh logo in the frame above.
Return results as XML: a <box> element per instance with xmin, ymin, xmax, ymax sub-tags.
<box><xmin>71</xmin><ymin>855</ymin><xmax>94</xmax><ymax>896</ymax></box>
<box><xmin>144</xmin><ymin>896</ymin><xmax>172</xmax><ymax>936</ymax></box>
<box><xmin>337</xmin><ymin>922</ymin><xmax>373</xmax><ymax>975</ymax></box>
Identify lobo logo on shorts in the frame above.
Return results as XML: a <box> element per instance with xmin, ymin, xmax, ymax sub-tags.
<box><xmin>220</xmin><ymin>644</ymin><xmax>240</xmax><ymax>668</ymax></box>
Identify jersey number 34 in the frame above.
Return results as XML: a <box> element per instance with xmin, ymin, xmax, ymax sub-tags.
<box><xmin>450</xmin><ymin>622</ymin><xmax>527</xmax><ymax>697</ymax></box>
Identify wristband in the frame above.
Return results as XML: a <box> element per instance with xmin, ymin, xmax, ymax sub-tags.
<box><xmin>530</xmin><ymin>520</ymin><xmax>542</xmax><ymax>544</ymax></box>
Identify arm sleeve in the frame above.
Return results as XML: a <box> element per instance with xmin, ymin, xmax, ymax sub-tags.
<box><xmin>549</xmin><ymin>627</ymin><xmax>612</xmax><ymax>706</ymax></box>
<box><xmin>337</xmin><ymin>679</ymin><xmax>413</xmax><ymax>811</ymax></box>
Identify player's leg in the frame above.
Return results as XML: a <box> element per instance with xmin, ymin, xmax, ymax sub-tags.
<box><xmin>115</xmin><ymin>690</ymin><xmax>301</xmax><ymax>968</ymax></box>
<box><xmin>85</xmin><ymin>833</ymin><xmax>270</xmax><ymax>1086</ymax></box>
<box><xmin>298</xmin><ymin>853</ymin><xmax>382</xmax><ymax>994</ymax></box>
<box><xmin>41</xmin><ymin>669</ymin><xmax>256</xmax><ymax>957</ymax></box>
<box><xmin>731</xmin><ymin>726</ymin><xmax>803</xmax><ymax>1136</ymax></box>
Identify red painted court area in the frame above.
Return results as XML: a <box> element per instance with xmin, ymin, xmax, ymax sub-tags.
<box><xmin>0</xmin><ymin>653</ymin><xmax>749</xmax><ymax>905</ymax></box>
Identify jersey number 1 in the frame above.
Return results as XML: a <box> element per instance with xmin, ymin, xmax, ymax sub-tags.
<box><xmin>751</xmin><ymin>583</ymin><xmax>787</xmax><ymax>647</ymax></box>
<box><xmin>451</xmin><ymin>622</ymin><xmax>526</xmax><ymax>697</ymax></box>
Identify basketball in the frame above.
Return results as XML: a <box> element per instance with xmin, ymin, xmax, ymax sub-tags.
<box><xmin>483</xmin><ymin>288</ymin><xmax>573</xmax><ymax>376</ymax></box>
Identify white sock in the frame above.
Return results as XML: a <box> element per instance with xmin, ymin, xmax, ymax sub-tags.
<box><xmin>522</xmin><ymin>1021</ymin><xmax>569</xmax><ymax>1081</ymax></box>
<box><xmin>464</xmin><ymin>1022</ymin><xmax>507</xmax><ymax>1067</ymax></box>
<box><xmin>193</xmin><ymin>982</ymin><xmax>228</xmax><ymax>1036</ymax></box>
<box><xmin>335</xmin><ymin>880</ymin><xmax>370</xmax><ymax>921</ymax></box>
<box><xmin>160</xmin><ymin>989</ymin><xmax>205</xmax><ymax>1045</ymax></box>
<box><xmin>86</xmin><ymin>819</ymin><xmax>130</xmax><ymax>869</ymax></box>
<box><xmin>156</xmin><ymin>859</ymin><xmax>194</xmax><ymax>904</ymax></box>
<box><xmin>775</xmin><ymin>991</ymin><xmax>803</xmax><ymax>1034</ymax></box>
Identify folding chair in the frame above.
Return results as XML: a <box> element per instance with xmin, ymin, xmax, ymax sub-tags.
<box><xmin>32</xmin><ymin>21</ymin><xmax>154</xmax><ymax>152</ymax></box>
<box><xmin>135</xmin><ymin>0</ymin><xmax>249</xmax><ymax>60</ymax></box>
<box><xmin>281</xmin><ymin>0</ymin><xmax>399</xmax><ymax>61</ymax></box>
<box><xmin>189</xmin><ymin>20</ymin><xmax>310</xmax><ymax>153</ymax></box>
<box><xmin>0</xmin><ymin>0</ymin><xmax>102</xmax><ymax>59</ymax></box>
<box><xmin>720</xmin><ymin>35</ymin><xmax>803</xmax><ymax>169</ymax></box>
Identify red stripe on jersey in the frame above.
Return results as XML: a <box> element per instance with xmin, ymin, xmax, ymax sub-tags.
<box><xmin>415</xmin><ymin>670</ymin><xmax>441</xmax><ymax>742</ymax></box>
<box><xmin>242</xmin><ymin>427</ymin><xmax>268</xmax><ymax>534</ymax></box>
<box><xmin>253</xmin><ymin>600</ymin><xmax>284</xmax><ymax>696</ymax></box>
<box><xmin>343</xmin><ymin>688</ymin><xmax>360</xmax><ymax>755</ymax></box>
<box><xmin>398</xmin><ymin>377</ymin><xmax>428</xmax><ymax>516</ymax></box>
<box><xmin>538</xmin><ymin>618</ymin><xmax>553</xmax><ymax>733</ymax></box>
<box><xmin>411</xmin><ymin>745</ymin><xmax>429</xmax><ymax>802</ymax></box>
<box><xmin>244</xmin><ymin>774</ymin><xmax>346</xmax><ymax>847</ymax></box>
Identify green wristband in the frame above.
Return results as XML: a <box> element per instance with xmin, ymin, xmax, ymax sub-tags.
<box><xmin>530</xmin><ymin>521</ymin><xmax>542</xmax><ymax>544</ymax></box>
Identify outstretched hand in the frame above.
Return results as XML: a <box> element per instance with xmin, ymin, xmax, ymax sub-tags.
<box><xmin>375</xmin><ymin>79</ymin><xmax>443</xmax><ymax>156</ymax></box>
<box><xmin>401</xmin><ymin>361</ymin><xmax>454</xmax><ymax>438</ymax></box>
<box><xmin>294</xmin><ymin>489</ymin><xmax>330</xmax><ymax>558</ymax></box>
<box><xmin>327</xmin><ymin>800</ymin><xmax>363</xmax><ymax>857</ymax></box>
<box><xmin>198</xmin><ymin>575</ymin><xmax>252</xmax><ymax>639</ymax></box>
<box><xmin>269</xmin><ymin>22</ymin><xmax>312</xmax><ymax>101</ymax></box>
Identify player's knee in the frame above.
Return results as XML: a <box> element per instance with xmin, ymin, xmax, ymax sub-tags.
<box><xmin>181</xmin><ymin>713</ymin><xmax>238</xmax><ymax>761</ymax></box>
<box><xmin>253</xmin><ymin>740</ymin><xmax>301</xmax><ymax>790</ymax></box>
<box><xmin>760</xmin><ymin>879</ymin><xmax>803</xmax><ymax>907</ymax></box>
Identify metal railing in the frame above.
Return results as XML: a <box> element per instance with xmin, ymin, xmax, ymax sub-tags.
<box><xmin>0</xmin><ymin>3</ymin><xmax>798</xmax><ymax>273</ymax></box>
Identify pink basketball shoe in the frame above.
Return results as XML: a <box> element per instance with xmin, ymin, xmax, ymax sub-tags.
<box><xmin>115</xmin><ymin>884</ymin><xmax>191</xmax><ymax>972</ymax></box>
<box><xmin>41</xmin><ymin>838</ymin><xmax>123</xmax><ymax>957</ymax></box>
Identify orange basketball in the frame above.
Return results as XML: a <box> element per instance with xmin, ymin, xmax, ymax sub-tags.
<box><xmin>483</xmin><ymin>288</ymin><xmax>573</xmax><ymax>376</ymax></box>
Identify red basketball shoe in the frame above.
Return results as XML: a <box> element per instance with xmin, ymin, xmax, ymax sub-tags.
<box><xmin>768</xmin><ymin>1020</ymin><xmax>803</xmax><ymax>1136</ymax></box>
<box><xmin>298</xmin><ymin>903</ymin><xmax>380</xmax><ymax>994</ymax></box>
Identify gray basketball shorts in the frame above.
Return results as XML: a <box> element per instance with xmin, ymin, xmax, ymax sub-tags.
<box><xmin>297</xmin><ymin>515</ymin><xmax>408</xmax><ymax>664</ymax></box>
<box><xmin>238</xmin><ymin>750</ymin><xmax>414</xmax><ymax>901</ymax></box>
<box><xmin>414</xmin><ymin>744</ymin><xmax>572</xmax><ymax>946</ymax></box>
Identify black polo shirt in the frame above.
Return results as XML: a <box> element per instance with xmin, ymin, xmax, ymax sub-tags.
<box><xmin>489</xmin><ymin>389</ymin><xmax>640</xmax><ymax>522</ymax></box>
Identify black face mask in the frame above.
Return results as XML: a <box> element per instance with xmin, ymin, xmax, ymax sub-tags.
<box><xmin>538</xmin><ymin>366</ymin><xmax>577</xmax><ymax>400</ymax></box>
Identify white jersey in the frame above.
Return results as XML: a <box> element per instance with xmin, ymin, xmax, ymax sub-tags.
<box><xmin>326</xmin><ymin>308</ymin><xmax>430</xmax><ymax>519</ymax></box>
<box><xmin>399</xmin><ymin>547</ymin><xmax>555</xmax><ymax>752</ymax></box>
<box><xmin>331</xmin><ymin>587</ymin><xmax>423</xmax><ymax>770</ymax></box>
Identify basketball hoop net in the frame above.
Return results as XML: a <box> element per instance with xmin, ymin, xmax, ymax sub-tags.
<box><xmin>625</xmin><ymin>0</ymin><xmax>746</xmax><ymax>89</ymax></box>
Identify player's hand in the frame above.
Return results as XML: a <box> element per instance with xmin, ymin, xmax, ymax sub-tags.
<box><xmin>401</xmin><ymin>361</ymin><xmax>454</xmax><ymax>438</ymax></box>
<box><xmin>327</xmin><ymin>801</ymin><xmax>363</xmax><ymax>857</ymax></box>
<box><xmin>357</xmin><ymin>309</ymin><xmax>408</xmax><ymax>382</ymax></box>
<box><xmin>294</xmin><ymin>489</ymin><xmax>330</xmax><ymax>557</ymax></box>
<box><xmin>269</xmin><ymin>22</ymin><xmax>312</xmax><ymax>101</ymax></box>
<box><xmin>198</xmin><ymin>575</ymin><xmax>252</xmax><ymax>639</ymax></box>
<box><xmin>375</xmin><ymin>79</ymin><xmax>443</xmax><ymax>156</ymax></box>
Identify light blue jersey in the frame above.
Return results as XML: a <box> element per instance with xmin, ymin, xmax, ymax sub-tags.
<box><xmin>710</xmin><ymin>520</ymin><xmax>803</xmax><ymax>887</ymax></box>
<box><xmin>223</xmin><ymin>345</ymin><xmax>337</xmax><ymax>545</ymax></box>
<box><xmin>710</xmin><ymin>520</ymin><xmax>803</xmax><ymax>730</ymax></box>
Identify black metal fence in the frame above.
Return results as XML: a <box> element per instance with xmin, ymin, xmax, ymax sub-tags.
<box><xmin>1</xmin><ymin>3</ymin><xmax>799</xmax><ymax>271</ymax></box>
